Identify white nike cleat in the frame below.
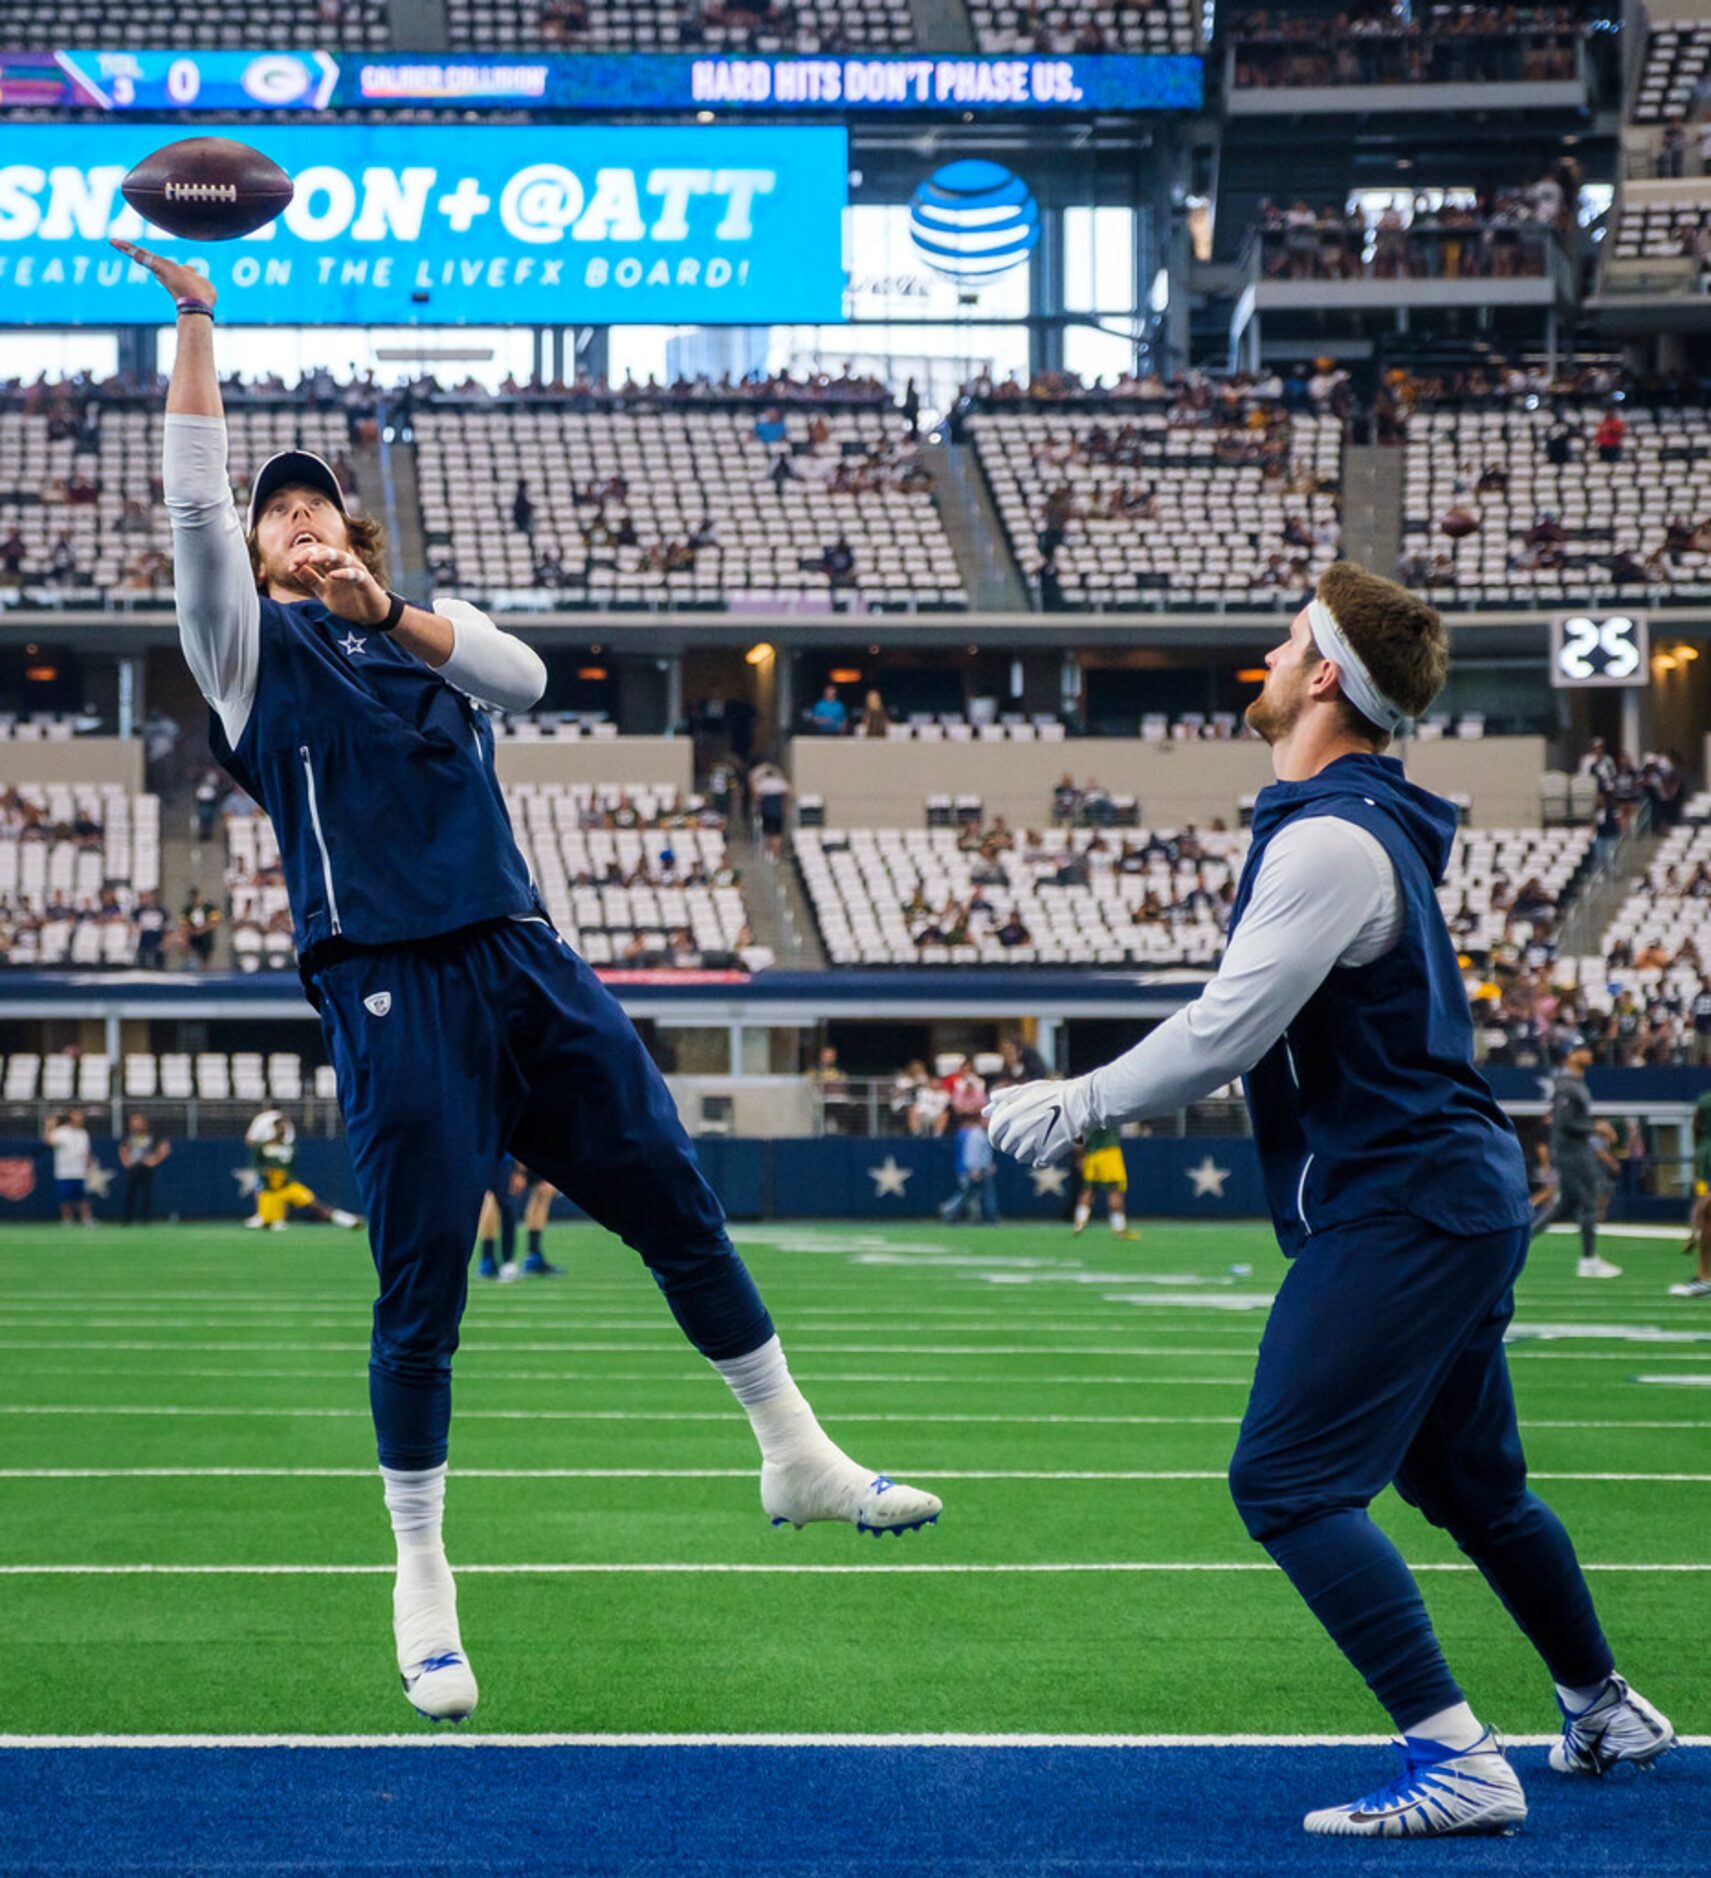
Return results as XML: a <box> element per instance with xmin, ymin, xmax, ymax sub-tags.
<box><xmin>497</xmin><ymin>1262</ymin><xmax>522</xmax><ymax>1283</ymax></box>
<box><xmin>1304</xmin><ymin>1731</ymin><xmax>1527</xmax><ymax>1837</ymax></box>
<box><xmin>1549</xmin><ymin>1676</ymin><xmax>1675</xmax><ymax>1775</ymax></box>
<box><xmin>761</xmin><ymin>1446</ymin><xmax>942</xmax><ymax>1536</ymax></box>
<box><xmin>394</xmin><ymin>1554</ymin><xmax>478</xmax><ymax>1723</ymax></box>
<box><xmin>1578</xmin><ymin>1255</ymin><xmax>1623</xmax><ymax>1278</ymax></box>
<box><xmin>242</xmin><ymin>1215</ymin><xmax>265</xmax><ymax>1230</ymax></box>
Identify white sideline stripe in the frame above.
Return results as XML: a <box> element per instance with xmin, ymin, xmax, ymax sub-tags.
<box><xmin>2</xmin><ymin>1731</ymin><xmax>1707</xmax><ymax>1751</ymax></box>
<box><xmin>1</xmin><ymin>1561</ymin><xmax>1705</xmax><ymax>1577</ymax></box>
<box><xmin>0</xmin><ymin>1365</ymin><xmax>1269</xmax><ymax>1388</ymax></box>
<box><xmin>6</xmin><ymin>1357</ymin><xmax>1709</xmax><ymax>1385</ymax></box>
<box><xmin>2</xmin><ymin>1467</ymin><xmax>1707</xmax><ymax>1484</ymax></box>
<box><xmin>0</xmin><ymin>1335</ymin><xmax>1696</xmax><ymax>1358</ymax></box>
<box><xmin>0</xmin><ymin>1404</ymin><xmax>1707</xmax><ymax>1429</ymax></box>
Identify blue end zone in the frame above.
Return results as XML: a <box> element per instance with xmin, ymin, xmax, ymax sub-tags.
<box><xmin>0</xmin><ymin>1745</ymin><xmax>1700</xmax><ymax>1876</ymax></box>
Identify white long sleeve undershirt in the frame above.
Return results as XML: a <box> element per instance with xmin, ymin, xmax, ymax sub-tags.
<box><xmin>163</xmin><ymin>412</ymin><xmax>544</xmax><ymax>745</ymax></box>
<box><xmin>1085</xmin><ymin>815</ymin><xmax>1404</xmax><ymax>1129</ymax></box>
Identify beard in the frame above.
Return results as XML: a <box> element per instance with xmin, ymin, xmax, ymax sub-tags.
<box><xmin>1244</xmin><ymin>681</ymin><xmax>1303</xmax><ymax>746</ymax></box>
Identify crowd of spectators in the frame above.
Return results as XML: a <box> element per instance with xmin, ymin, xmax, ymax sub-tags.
<box><xmin>1649</xmin><ymin>119</ymin><xmax>1711</xmax><ymax>180</ymax></box>
<box><xmin>1255</xmin><ymin>172</ymin><xmax>1578</xmax><ymax>283</ymax></box>
<box><xmin>1229</xmin><ymin>6</ymin><xmax>1592</xmax><ymax>89</ymax></box>
<box><xmin>1476</xmin><ymin>960</ymin><xmax>1711</xmax><ymax>1069</ymax></box>
<box><xmin>413</xmin><ymin>365</ymin><xmax>893</xmax><ymax>413</ymax></box>
<box><xmin>1470</xmin><ymin>745</ymin><xmax>1703</xmax><ymax>1068</ymax></box>
<box><xmin>887</xmin><ymin>1038</ymin><xmax>1052</xmax><ymax>1138</ymax></box>
<box><xmin>0</xmin><ymin>884</ymin><xmax>225</xmax><ymax>974</ymax></box>
<box><xmin>529</xmin><ymin>0</ymin><xmax>899</xmax><ymax>53</ymax></box>
<box><xmin>957</xmin><ymin>362</ymin><xmax>1350</xmax><ymax>420</ymax></box>
<box><xmin>890</xmin><ymin>814</ymin><xmax>1240</xmax><ymax>954</ymax></box>
<box><xmin>1579</xmin><ymin>741</ymin><xmax>1690</xmax><ymax>845</ymax></box>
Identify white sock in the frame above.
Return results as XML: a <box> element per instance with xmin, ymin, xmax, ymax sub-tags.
<box><xmin>1556</xmin><ymin>1678</ymin><xmax>1612</xmax><ymax>1714</ymax></box>
<box><xmin>1073</xmin><ymin>1202</ymin><xmax>1091</xmax><ymax>1228</ymax></box>
<box><xmin>1410</xmin><ymin>1701</ymin><xmax>1486</xmax><ymax>1751</ymax></box>
<box><xmin>381</xmin><ymin>1463</ymin><xmax>459</xmax><ymax>1666</ymax></box>
<box><xmin>1110</xmin><ymin>1209</ymin><xmax>1127</xmax><ymax>1233</ymax></box>
<box><xmin>712</xmin><ymin>1334</ymin><xmax>836</xmax><ymax>1467</ymax></box>
<box><xmin>381</xmin><ymin>1461</ymin><xmax>447</xmax><ymax>1564</ymax></box>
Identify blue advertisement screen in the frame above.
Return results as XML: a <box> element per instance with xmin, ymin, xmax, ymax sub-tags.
<box><xmin>37</xmin><ymin>49</ymin><xmax>1204</xmax><ymax>115</ymax></box>
<box><xmin>0</xmin><ymin>124</ymin><xmax>849</xmax><ymax>325</ymax></box>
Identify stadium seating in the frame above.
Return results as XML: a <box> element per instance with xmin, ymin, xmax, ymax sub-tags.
<box><xmin>797</xmin><ymin>822</ymin><xmax>1592</xmax><ymax>970</ymax></box>
<box><xmin>1632</xmin><ymin>20</ymin><xmax>1711</xmax><ymax>122</ymax></box>
<box><xmin>1601</xmin><ymin>823</ymin><xmax>1711</xmax><ymax>981</ymax></box>
<box><xmin>223</xmin><ymin>814</ymin><xmax>296</xmax><ymax>974</ymax></box>
<box><xmin>866</xmin><ymin>716</ymin><xmax>1069</xmax><ymax>743</ymax></box>
<box><xmin>0</xmin><ymin>408</ymin><xmax>102</xmax><ymax>589</ymax></box>
<box><xmin>505</xmin><ymin>783</ymin><xmax>770</xmax><ymax>968</ymax></box>
<box><xmin>11</xmin><ymin>1</ymin><xmax>389</xmax><ymax>48</ymax></box>
<box><xmin>1399</xmin><ymin>403</ymin><xmax>1711</xmax><ymax>603</ymax></box>
<box><xmin>444</xmin><ymin>1</ymin><xmax>914</xmax><ymax>52</ymax></box>
<box><xmin>12</xmin><ymin>1049</ymin><xmax>321</xmax><ymax>1106</ymax></box>
<box><xmin>970</xmin><ymin>407</ymin><xmax>1341</xmax><ymax>608</ymax></box>
<box><xmin>1607</xmin><ymin>195</ymin><xmax>1711</xmax><ymax>269</ymax></box>
<box><xmin>969</xmin><ymin>1</ymin><xmax>1198</xmax><ymax>55</ymax></box>
<box><xmin>0</xmin><ymin>788</ymin><xmax>160</xmax><ymax>970</ymax></box>
<box><xmin>89</xmin><ymin>405</ymin><xmax>361</xmax><ymax>597</ymax></box>
<box><xmin>490</xmin><ymin>714</ymin><xmax>621</xmax><ymax>741</ymax></box>
<box><xmin>226</xmin><ymin>786</ymin><xmax>771</xmax><ymax>972</ymax></box>
<box><xmin>797</xmin><ymin>825</ymin><xmax>1243</xmax><ymax>967</ymax></box>
<box><xmin>414</xmin><ymin>405</ymin><xmax>965</xmax><ymax>611</ymax></box>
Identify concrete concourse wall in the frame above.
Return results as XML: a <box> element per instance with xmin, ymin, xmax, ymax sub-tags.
<box><xmin>790</xmin><ymin>735</ymin><xmax>1550</xmax><ymax>829</ymax></box>
<box><xmin>494</xmin><ymin>735</ymin><xmax>693</xmax><ymax>793</ymax></box>
<box><xmin>0</xmin><ymin>738</ymin><xmax>144</xmax><ymax>791</ymax></box>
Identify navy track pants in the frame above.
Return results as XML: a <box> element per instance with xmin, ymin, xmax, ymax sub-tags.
<box><xmin>315</xmin><ymin>918</ymin><xmax>774</xmax><ymax>1469</ymax></box>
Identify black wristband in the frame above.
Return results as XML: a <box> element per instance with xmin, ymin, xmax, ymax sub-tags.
<box><xmin>379</xmin><ymin>590</ymin><xmax>408</xmax><ymax>634</ymax></box>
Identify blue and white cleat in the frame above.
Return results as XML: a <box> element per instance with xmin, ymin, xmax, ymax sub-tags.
<box><xmin>1550</xmin><ymin>1676</ymin><xmax>1676</xmax><ymax>1775</ymax></box>
<box><xmin>401</xmin><ymin>1649</ymin><xmax>479</xmax><ymax>1725</ymax></box>
<box><xmin>761</xmin><ymin>1450</ymin><xmax>942</xmax><ymax>1536</ymax></box>
<box><xmin>395</xmin><ymin>1559</ymin><xmax>478</xmax><ymax>1723</ymax></box>
<box><xmin>1303</xmin><ymin>1732</ymin><xmax>1527</xmax><ymax>1837</ymax></box>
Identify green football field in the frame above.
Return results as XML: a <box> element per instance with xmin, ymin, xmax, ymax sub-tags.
<box><xmin>1</xmin><ymin>1217</ymin><xmax>1707</xmax><ymax>1740</ymax></box>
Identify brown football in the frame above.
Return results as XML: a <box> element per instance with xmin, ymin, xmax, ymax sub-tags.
<box><xmin>121</xmin><ymin>137</ymin><xmax>294</xmax><ymax>242</ymax></box>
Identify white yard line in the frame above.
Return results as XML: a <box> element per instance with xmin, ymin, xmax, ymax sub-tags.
<box><xmin>0</xmin><ymin>1404</ymin><xmax>1707</xmax><ymax>1428</ymax></box>
<box><xmin>0</xmin><ymin>1560</ymin><xmax>1704</xmax><ymax>1577</ymax></box>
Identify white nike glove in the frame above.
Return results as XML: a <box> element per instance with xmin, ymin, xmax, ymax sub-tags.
<box><xmin>984</xmin><ymin>1076</ymin><xmax>1096</xmax><ymax>1168</ymax></box>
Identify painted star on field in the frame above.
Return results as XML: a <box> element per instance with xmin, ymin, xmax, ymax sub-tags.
<box><xmin>1030</xmin><ymin>1164</ymin><xmax>1070</xmax><ymax>1198</ymax></box>
<box><xmin>1186</xmin><ymin>1155</ymin><xmax>1230</xmax><ymax>1199</ymax></box>
<box><xmin>867</xmin><ymin>1155</ymin><xmax>913</xmax><ymax>1198</ymax></box>
<box><xmin>232</xmin><ymin>1166</ymin><xmax>260</xmax><ymax>1198</ymax></box>
<box><xmin>82</xmin><ymin>1160</ymin><xmax>114</xmax><ymax>1200</ymax></box>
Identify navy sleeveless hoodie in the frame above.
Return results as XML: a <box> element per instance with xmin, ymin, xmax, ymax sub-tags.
<box><xmin>210</xmin><ymin>595</ymin><xmax>541</xmax><ymax>969</ymax></box>
<box><xmin>1230</xmin><ymin>752</ymin><xmax>1530</xmax><ymax>1253</ymax></box>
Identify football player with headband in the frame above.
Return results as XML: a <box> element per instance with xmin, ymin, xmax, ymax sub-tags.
<box><xmin>988</xmin><ymin>564</ymin><xmax>1674</xmax><ymax>1836</ymax></box>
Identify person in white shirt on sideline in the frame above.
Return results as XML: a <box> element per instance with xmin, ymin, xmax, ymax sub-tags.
<box><xmin>44</xmin><ymin>1107</ymin><xmax>94</xmax><ymax>1225</ymax></box>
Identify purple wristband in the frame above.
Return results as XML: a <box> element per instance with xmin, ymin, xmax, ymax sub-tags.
<box><xmin>175</xmin><ymin>299</ymin><xmax>214</xmax><ymax>319</ymax></box>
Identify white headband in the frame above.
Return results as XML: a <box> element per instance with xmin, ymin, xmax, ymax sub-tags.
<box><xmin>1307</xmin><ymin>597</ymin><xmax>1408</xmax><ymax>734</ymax></box>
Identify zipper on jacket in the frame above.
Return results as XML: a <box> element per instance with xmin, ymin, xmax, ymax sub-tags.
<box><xmin>1295</xmin><ymin>1151</ymin><xmax>1315</xmax><ymax>1233</ymax></box>
<box><xmin>1283</xmin><ymin>1034</ymin><xmax>1300</xmax><ymax>1088</ymax></box>
<box><xmin>299</xmin><ymin>744</ymin><xmax>342</xmax><ymax>935</ymax></box>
